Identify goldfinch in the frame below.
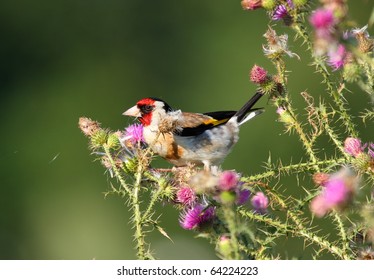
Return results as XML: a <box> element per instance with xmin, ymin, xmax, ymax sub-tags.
<box><xmin>123</xmin><ymin>92</ymin><xmax>264</xmax><ymax>169</ymax></box>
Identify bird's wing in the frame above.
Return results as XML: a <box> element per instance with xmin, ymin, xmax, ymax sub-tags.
<box><xmin>175</xmin><ymin>111</ymin><xmax>236</xmax><ymax>136</ymax></box>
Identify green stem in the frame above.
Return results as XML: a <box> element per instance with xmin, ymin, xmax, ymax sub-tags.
<box><xmin>222</xmin><ymin>206</ymin><xmax>240</xmax><ymax>259</ymax></box>
<box><xmin>332</xmin><ymin>213</ymin><xmax>353</xmax><ymax>259</ymax></box>
<box><xmin>292</xmin><ymin>23</ymin><xmax>358</xmax><ymax>137</ymax></box>
<box><xmin>142</xmin><ymin>173</ymin><xmax>168</xmax><ymax>222</ymax></box>
<box><xmin>103</xmin><ymin>145</ymin><xmax>133</xmax><ymax>199</ymax></box>
<box><xmin>132</xmin><ymin>163</ymin><xmax>148</xmax><ymax>260</ymax></box>
<box><xmin>243</xmin><ymin>158</ymin><xmax>346</xmax><ymax>182</ymax></box>
<box><xmin>239</xmin><ymin>209</ymin><xmax>349</xmax><ymax>259</ymax></box>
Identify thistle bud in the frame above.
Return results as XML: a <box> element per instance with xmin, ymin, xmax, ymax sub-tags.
<box><xmin>261</xmin><ymin>0</ymin><xmax>276</xmax><ymax>10</ymax></box>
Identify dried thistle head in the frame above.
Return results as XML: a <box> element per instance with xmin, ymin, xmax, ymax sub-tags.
<box><xmin>79</xmin><ymin>117</ymin><xmax>101</xmax><ymax>137</ymax></box>
<box><xmin>357</xmin><ymin>248</ymin><xmax>374</xmax><ymax>260</ymax></box>
<box><xmin>352</xmin><ymin>25</ymin><xmax>374</xmax><ymax>53</ymax></box>
<box><xmin>263</xmin><ymin>27</ymin><xmax>299</xmax><ymax>60</ymax></box>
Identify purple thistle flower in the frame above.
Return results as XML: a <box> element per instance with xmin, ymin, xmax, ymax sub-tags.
<box><xmin>323</xmin><ymin>178</ymin><xmax>350</xmax><ymax>206</ymax></box>
<box><xmin>176</xmin><ymin>186</ymin><xmax>196</xmax><ymax>205</ymax></box>
<box><xmin>327</xmin><ymin>44</ymin><xmax>347</xmax><ymax>71</ymax></box>
<box><xmin>179</xmin><ymin>205</ymin><xmax>215</xmax><ymax>230</ymax></box>
<box><xmin>218</xmin><ymin>170</ymin><xmax>240</xmax><ymax>191</ymax></box>
<box><xmin>236</xmin><ymin>189</ymin><xmax>251</xmax><ymax>205</ymax></box>
<box><xmin>310</xmin><ymin>195</ymin><xmax>329</xmax><ymax>217</ymax></box>
<box><xmin>250</xmin><ymin>65</ymin><xmax>268</xmax><ymax>84</ymax></box>
<box><xmin>276</xmin><ymin>107</ymin><xmax>286</xmax><ymax>115</ymax></box>
<box><xmin>310</xmin><ymin>167</ymin><xmax>357</xmax><ymax>217</ymax></box>
<box><xmin>344</xmin><ymin>137</ymin><xmax>364</xmax><ymax>157</ymax></box>
<box><xmin>272</xmin><ymin>5</ymin><xmax>288</xmax><ymax>21</ymax></box>
<box><xmin>124</xmin><ymin>123</ymin><xmax>144</xmax><ymax>144</ymax></box>
<box><xmin>309</xmin><ymin>8</ymin><xmax>335</xmax><ymax>30</ymax></box>
<box><xmin>368</xmin><ymin>143</ymin><xmax>374</xmax><ymax>158</ymax></box>
<box><xmin>251</xmin><ymin>192</ymin><xmax>269</xmax><ymax>214</ymax></box>
<box><xmin>286</xmin><ymin>0</ymin><xmax>294</xmax><ymax>9</ymax></box>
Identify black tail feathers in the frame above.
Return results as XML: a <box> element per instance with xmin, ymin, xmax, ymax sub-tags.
<box><xmin>235</xmin><ymin>91</ymin><xmax>264</xmax><ymax>123</ymax></box>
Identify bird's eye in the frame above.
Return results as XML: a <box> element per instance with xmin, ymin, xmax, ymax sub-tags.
<box><xmin>141</xmin><ymin>105</ymin><xmax>153</xmax><ymax>114</ymax></box>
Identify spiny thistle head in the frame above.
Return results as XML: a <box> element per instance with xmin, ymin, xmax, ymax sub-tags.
<box><xmin>327</xmin><ymin>44</ymin><xmax>347</xmax><ymax>71</ymax></box>
<box><xmin>90</xmin><ymin>129</ymin><xmax>108</xmax><ymax>149</ymax></box>
<box><xmin>107</xmin><ymin>132</ymin><xmax>121</xmax><ymax>150</ymax></box>
<box><xmin>261</xmin><ymin>0</ymin><xmax>276</xmax><ymax>10</ymax></box>
<box><xmin>218</xmin><ymin>170</ymin><xmax>240</xmax><ymax>191</ymax></box>
<box><xmin>309</xmin><ymin>8</ymin><xmax>335</xmax><ymax>30</ymax></box>
<box><xmin>236</xmin><ymin>189</ymin><xmax>251</xmax><ymax>205</ymax></box>
<box><xmin>343</xmin><ymin>62</ymin><xmax>361</xmax><ymax>83</ymax></box>
<box><xmin>352</xmin><ymin>25</ymin><xmax>374</xmax><ymax>53</ymax></box>
<box><xmin>176</xmin><ymin>185</ymin><xmax>196</xmax><ymax>205</ymax></box>
<box><xmin>263</xmin><ymin>27</ymin><xmax>299</xmax><ymax>60</ymax></box>
<box><xmin>276</xmin><ymin>106</ymin><xmax>293</xmax><ymax>124</ymax></box>
<box><xmin>310</xmin><ymin>167</ymin><xmax>359</xmax><ymax>217</ymax></box>
<box><xmin>122</xmin><ymin>156</ymin><xmax>138</xmax><ymax>173</ymax></box>
<box><xmin>250</xmin><ymin>65</ymin><xmax>269</xmax><ymax>84</ymax></box>
<box><xmin>241</xmin><ymin>0</ymin><xmax>262</xmax><ymax>10</ymax></box>
<box><xmin>344</xmin><ymin>137</ymin><xmax>364</xmax><ymax>158</ymax></box>
<box><xmin>216</xmin><ymin>236</ymin><xmax>233</xmax><ymax>258</ymax></box>
<box><xmin>313</xmin><ymin>172</ymin><xmax>330</xmax><ymax>185</ymax></box>
<box><xmin>251</xmin><ymin>192</ymin><xmax>269</xmax><ymax>214</ymax></box>
<box><xmin>272</xmin><ymin>5</ymin><xmax>293</xmax><ymax>26</ymax></box>
<box><xmin>179</xmin><ymin>204</ymin><xmax>215</xmax><ymax>230</ymax></box>
<box><xmin>79</xmin><ymin>117</ymin><xmax>101</xmax><ymax>137</ymax></box>
<box><xmin>124</xmin><ymin>124</ymin><xmax>144</xmax><ymax>144</ymax></box>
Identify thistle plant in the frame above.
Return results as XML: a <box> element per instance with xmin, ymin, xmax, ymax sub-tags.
<box><xmin>79</xmin><ymin>0</ymin><xmax>374</xmax><ymax>260</ymax></box>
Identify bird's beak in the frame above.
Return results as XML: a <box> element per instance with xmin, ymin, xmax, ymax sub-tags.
<box><xmin>123</xmin><ymin>105</ymin><xmax>141</xmax><ymax>117</ymax></box>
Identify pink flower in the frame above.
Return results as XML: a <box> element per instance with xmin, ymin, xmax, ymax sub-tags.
<box><xmin>176</xmin><ymin>186</ymin><xmax>196</xmax><ymax>205</ymax></box>
<box><xmin>241</xmin><ymin>0</ymin><xmax>262</xmax><ymax>10</ymax></box>
<box><xmin>324</xmin><ymin>178</ymin><xmax>350</xmax><ymax>206</ymax></box>
<box><xmin>276</xmin><ymin>107</ymin><xmax>286</xmax><ymax>115</ymax></box>
<box><xmin>236</xmin><ymin>189</ymin><xmax>251</xmax><ymax>205</ymax></box>
<box><xmin>327</xmin><ymin>44</ymin><xmax>347</xmax><ymax>71</ymax></box>
<box><xmin>250</xmin><ymin>65</ymin><xmax>268</xmax><ymax>84</ymax></box>
<box><xmin>251</xmin><ymin>192</ymin><xmax>269</xmax><ymax>214</ymax></box>
<box><xmin>310</xmin><ymin>167</ymin><xmax>357</xmax><ymax>217</ymax></box>
<box><xmin>179</xmin><ymin>205</ymin><xmax>215</xmax><ymax>230</ymax></box>
<box><xmin>124</xmin><ymin>124</ymin><xmax>144</xmax><ymax>144</ymax></box>
<box><xmin>310</xmin><ymin>195</ymin><xmax>329</xmax><ymax>218</ymax></box>
<box><xmin>218</xmin><ymin>171</ymin><xmax>240</xmax><ymax>191</ymax></box>
<box><xmin>309</xmin><ymin>8</ymin><xmax>335</xmax><ymax>30</ymax></box>
<box><xmin>344</xmin><ymin>137</ymin><xmax>364</xmax><ymax>157</ymax></box>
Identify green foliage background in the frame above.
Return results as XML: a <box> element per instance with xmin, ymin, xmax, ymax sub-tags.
<box><xmin>0</xmin><ymin>0</ymin><xmax>372</xmax><ymax>259</ymax></box>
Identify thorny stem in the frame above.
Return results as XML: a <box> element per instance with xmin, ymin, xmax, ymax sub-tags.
<box><xmin>292</xmin><ymin>23</ymin><xmax>358</xmax><ymax>137</ymax></box>
<box><xmin>103</xmin><ymin>145</ymin><xmax>133</xmax><ymax>199</ymax></box>
<box><xmin>272</xmin><ymin>58</ymin><xmax>320</xmax><ymax>171</ymax></box>
<box><xmin>320</xmin><ymin>108</ymin><xmax>350</xmax><ymax>160</ymax></box>
<box><xmin>239</xmin><ymin>209</ymin><xmax>348</xmax><ymax>259</ymax></box>
<box><xmin>261</xmin><ymin>183</ymin><xmax>351</xmax><ymax>260</ymax></box>
<box><xmin>243</xmin><ymin>158</ymin><xmax>346</xmax><ymax>182</ymax></box>
<box><xmin>142</xmin><ymin>173</ymin><xmax>168</xmax><ymax>222</ymax></box>
<box><xmin>133</xmin><ymin>160</ymin><xmax>148</xmax><ymax>260</ymax></box>
<box><xmin>222</xmin><ymin>206</ymin><xmax>240</xmax><ymax>259</ymax></box>
<box><xmin>332</xmin><ymin>213</ymin><xmax>354</xmax><ymax>259</ymax></box>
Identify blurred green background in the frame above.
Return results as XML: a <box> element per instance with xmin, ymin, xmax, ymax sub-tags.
<box><xmin>0</xmin><ymin>0</ymin><xmax>373</xmax><ymax>259</ymax></box>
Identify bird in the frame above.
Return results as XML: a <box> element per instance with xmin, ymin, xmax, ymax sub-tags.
<box><xmin>123</xmin><ymin>92</ymin><xmax>264</xmax><ymax>170</ymax></box>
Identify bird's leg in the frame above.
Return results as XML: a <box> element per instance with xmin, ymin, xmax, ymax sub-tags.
<box><xmin>202</xmin><ymin>160</ymin><xmax>211</xmax><ymax>172</ymax></box>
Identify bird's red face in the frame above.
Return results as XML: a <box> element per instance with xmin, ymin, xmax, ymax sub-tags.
<box><xmin>123</xmin><ymin>98</ymin><xmax>171</xmax><ymax>126</ymax></box>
